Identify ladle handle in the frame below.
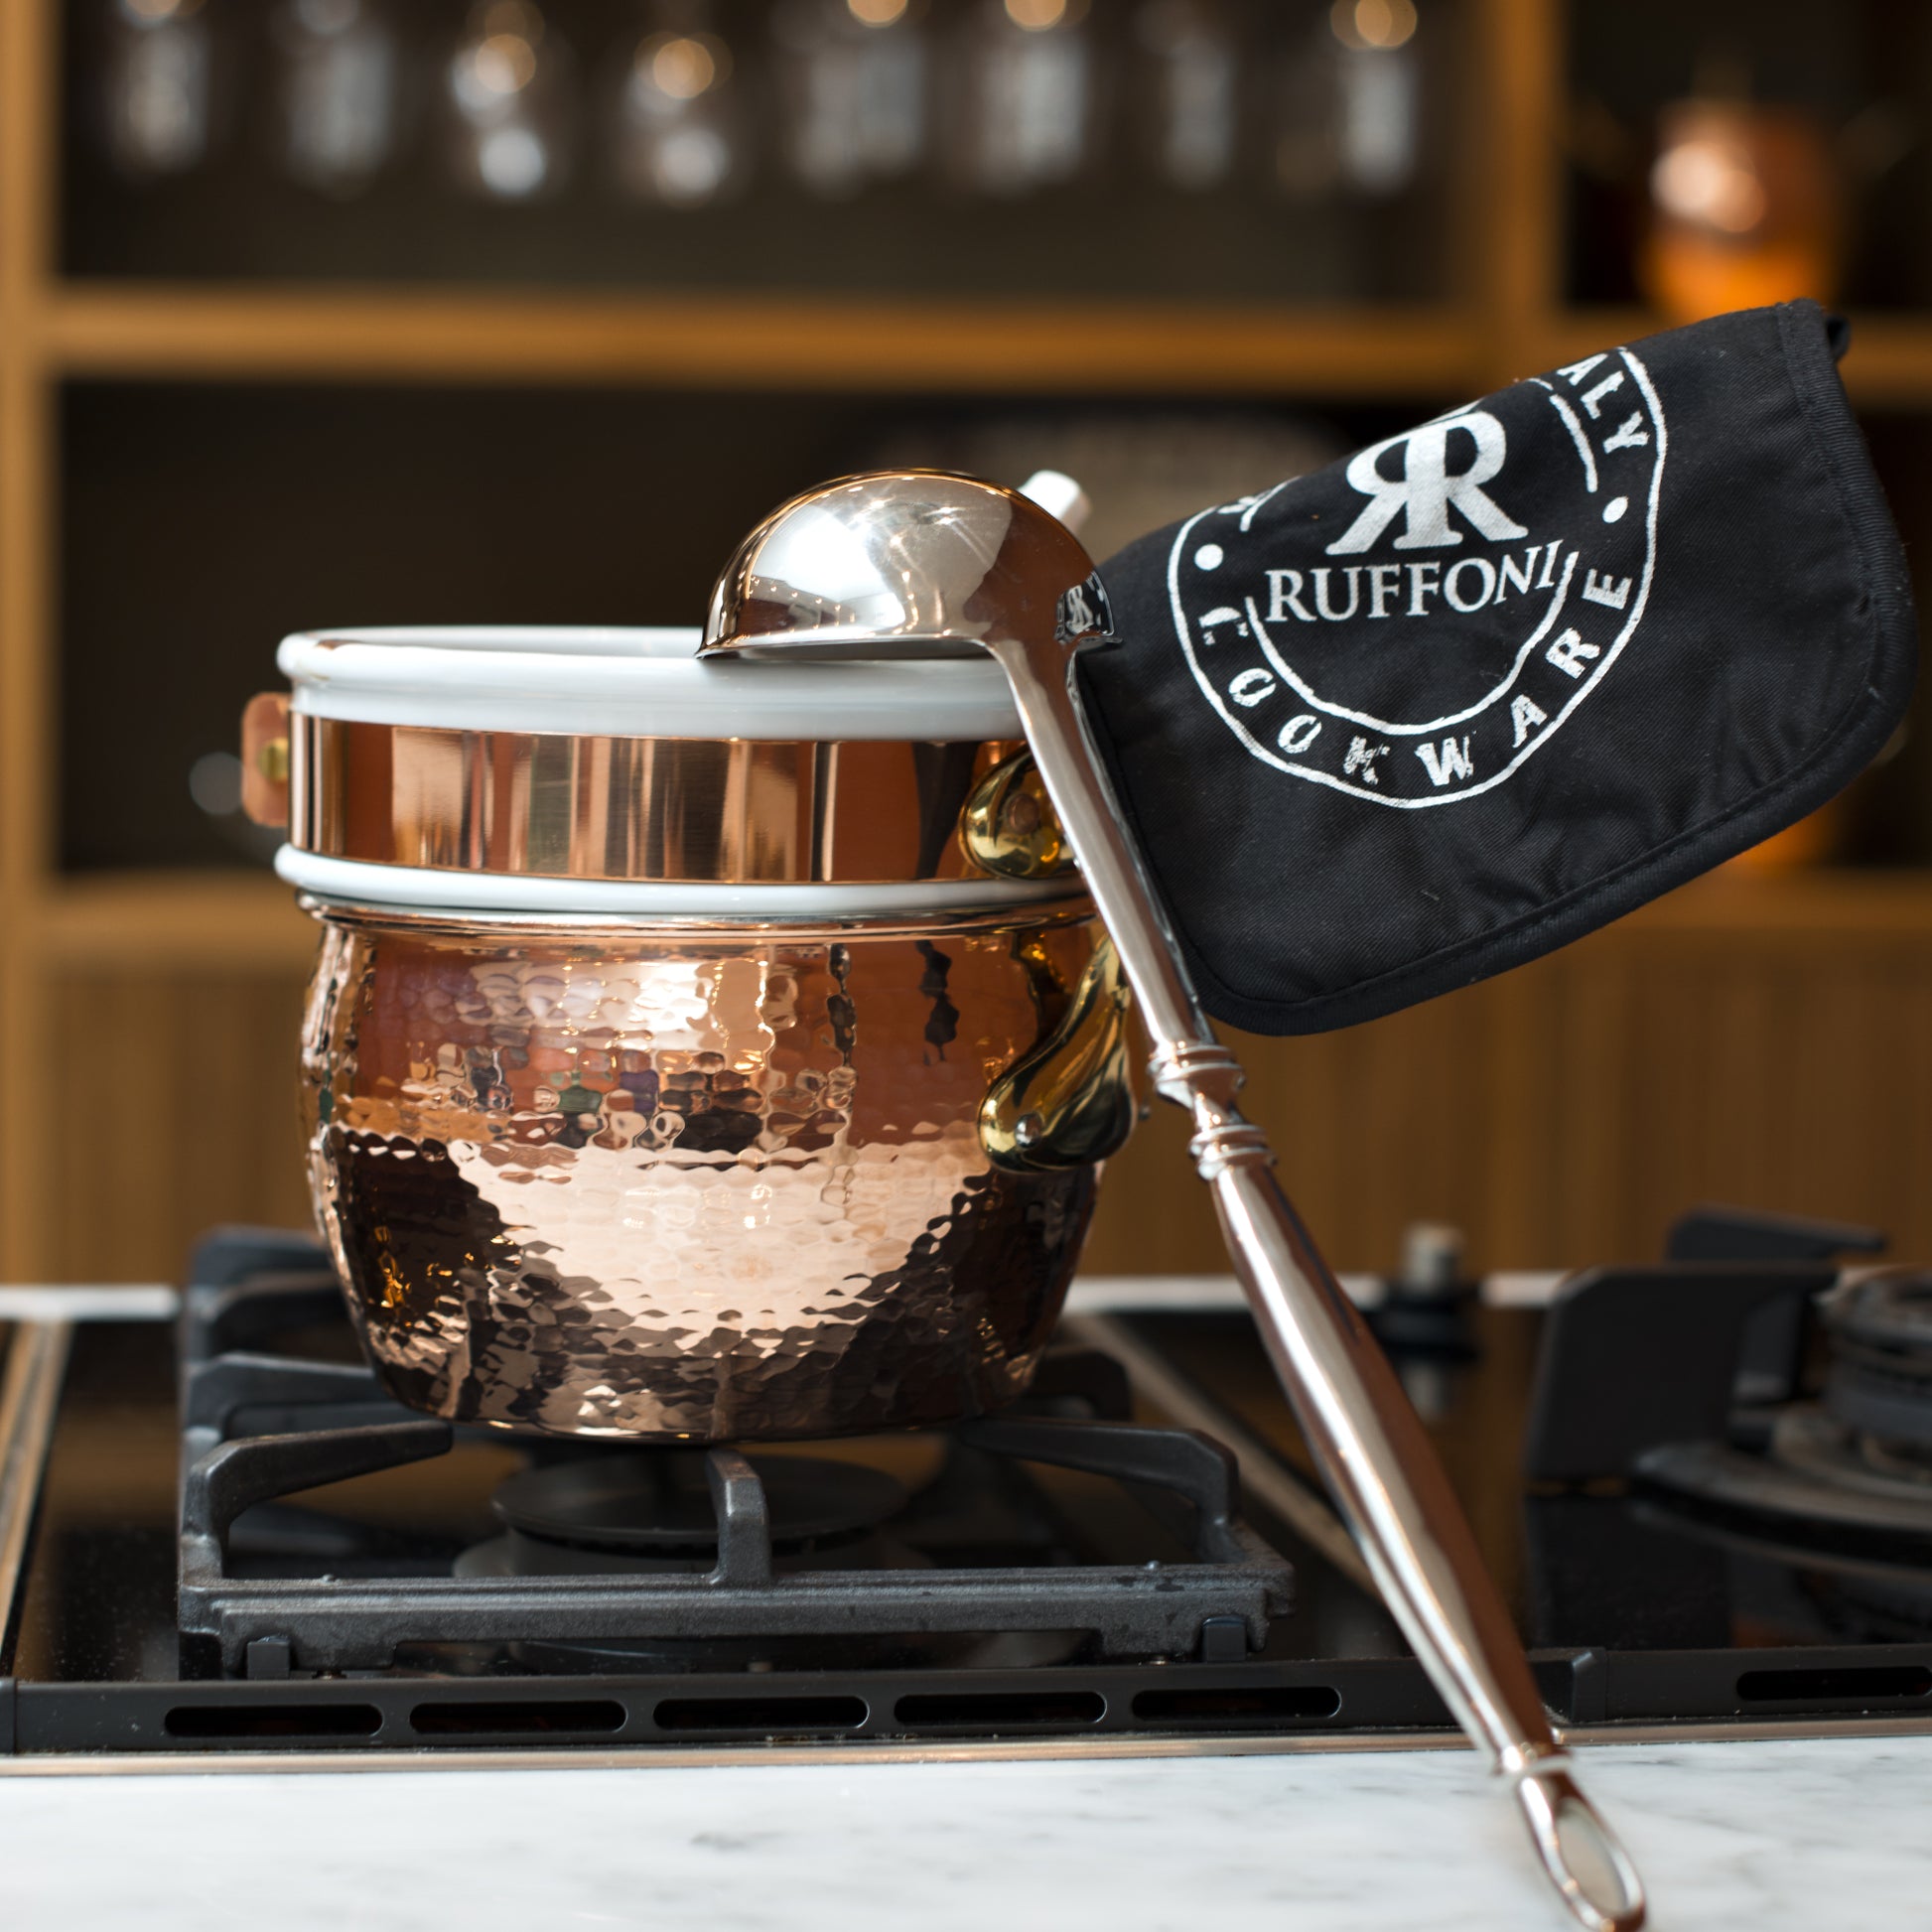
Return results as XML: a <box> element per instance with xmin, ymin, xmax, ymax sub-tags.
<box><xmin>992</xmin><ymin>629</ymin><xmax>1644</xmax><ymax>1932</ymax></box>
<box><xmin>1202</xmin><ymin>1162</ymin><xmax>1643</xmax><ymax>1932</ymax></box>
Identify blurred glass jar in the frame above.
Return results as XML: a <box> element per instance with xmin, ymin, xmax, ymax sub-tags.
<box><xmin>1132</xmin><ymin>0</ymin><xmax>1237</xmax><ymax>193</ymax></box>
<box><xmin>1643</xmin><ymin>98</ymin><xmax>1842</xmax><ymax>324</ymax></box>
<box><xmin>1274</xmin><ymin>0</ymin><xmax>1421</xmax><ymax>204</ymax></box>
<box><xmin>272</xmin><ymin>0</ymin><xmax>400</xmax><ymax>197</ymax></box>
<box><xmin>445</xmin><ymin>0</ymin><xmax>577</xmax><ymax>202</ymax></box>
<box><xmin>101</xmin><ymin>0</ymin><xmax>217</xmax><ymax>181</ymax></box>
<box><xmin>946</xmin><ymin>0</ymin><xmax>1099</xmax><ymax>199</ymax></box>
<box><xmin>771</xmin><ymin>0</ymin><xmax>928</xmax><ymax>199</ymax></box>
<box><xmin>609</xmin><ymin>1</ymin><xmax>749</xmax><ymax>208</ymax></box>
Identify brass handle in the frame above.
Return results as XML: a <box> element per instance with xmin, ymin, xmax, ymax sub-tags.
<box><xmin>960</xmin><ymin>750</ymin><xmax>1076</xmax><ymax>881</ymax></box>
<box><xmin>980</xmin><ymin>933</ymin><xmax>1137</xmax><ymax>1172</ymax></box>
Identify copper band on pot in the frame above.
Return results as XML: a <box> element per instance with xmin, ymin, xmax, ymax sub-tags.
<box><xmin>291</xmin><ymin>714</ymin><xmax>1023</xmax><ymax>886</ymax></box>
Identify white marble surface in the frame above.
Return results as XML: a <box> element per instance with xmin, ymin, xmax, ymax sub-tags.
<box><xmin>4</xmin><ymin>1733</ymin><xmax>1930</xmax><ymax>1930</ymax></box>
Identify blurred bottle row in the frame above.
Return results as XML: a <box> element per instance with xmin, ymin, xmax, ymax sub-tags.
<box><xmin>98</xmin><ymin>0</ymin><xmax>1427</xmax><ymax>208</ymax></box>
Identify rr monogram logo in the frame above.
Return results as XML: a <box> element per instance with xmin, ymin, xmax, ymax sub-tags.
<box><xmin>1324</xmin><ymin>410</ymin><xmax>1530</xmax><ymax>556</ymax></box>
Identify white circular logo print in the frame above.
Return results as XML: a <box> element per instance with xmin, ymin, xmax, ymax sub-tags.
<box><xmin>1170</xmin><ymin>347</ymin><xmax>1668</xmax><ymax>806</ymax></box>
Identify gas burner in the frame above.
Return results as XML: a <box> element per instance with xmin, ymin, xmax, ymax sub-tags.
<box><xmin>1635</xmin><ymin>1407</ymin><xmax>1932</xmax><ymax>1550</ymax></box>
<box><xmin>1770</xmin><ymin>1407</ymin><xmax>1932</xmax><ymax>1515</ymax></box>
<box><xmin>1822</xmin><ymin>1272</ymin><xmax>1932</xmax><ymax>1461</ymax></box>
<box><xmin>1643</xmin><ymin>1275</ymin><xmax>1932</xmax><ymax>1547</ymax></box>
<box><xmin>454</xmin><ymin>1449</ymin><xmax>1114</xmax><ymax>1673</ymax></box>
<box><xmin>1528</xmin><ymin>1251</ymin><xmax>1932</xmax><ymax>1551</ymax></box>
<box><xmin>1637</xmin><ymin>1274</ymin><xmax>1932</xmax><ymax>1549</ymax></box>
<box><xmin>457</xmin><ymin>1451</ymin><xmax>918</xmax><ymax>1579</ymax></box>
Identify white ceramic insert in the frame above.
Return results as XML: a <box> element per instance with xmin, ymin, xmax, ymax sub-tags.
<box><xmin>278</xmin><ymin>624</ymin><xmax>1024</xmax><ymax>742</ymax></box>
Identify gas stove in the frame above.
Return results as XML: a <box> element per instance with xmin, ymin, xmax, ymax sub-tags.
<box><xmin>4</xmin><ymin>1209</ymin><xmax>1932</xmax><ymax>1765</ymax></box>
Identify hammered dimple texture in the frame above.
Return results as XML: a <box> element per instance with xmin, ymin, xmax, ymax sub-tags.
<box><xmin>302</xmin><ymin>914</ymin><xmax>1109</xmax><ymax>1441</ymax></box>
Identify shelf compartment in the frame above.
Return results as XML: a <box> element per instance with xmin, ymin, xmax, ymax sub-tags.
<box><xmin>58</xmin><ymin>0</ymin><xmax>1474</xmax><ymax>308</ymax></box>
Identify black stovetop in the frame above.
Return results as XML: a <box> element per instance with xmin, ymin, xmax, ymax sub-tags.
<box><xmin>4</xmin><ymin>1211</ymin><xmax>1931</xmax><ymax>1758</ymax></box>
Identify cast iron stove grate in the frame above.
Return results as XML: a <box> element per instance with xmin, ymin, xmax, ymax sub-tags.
<box><xmin>178</xmin><ymin>1231</ymin><xmax>1294</xmax><ymax>1703</ymax></box>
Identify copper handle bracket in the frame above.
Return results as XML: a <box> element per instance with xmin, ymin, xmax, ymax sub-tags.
<box><xmin>241</xmin><ymin>691</ymin><xmax>291</xmax><ymax>829</ymax></box>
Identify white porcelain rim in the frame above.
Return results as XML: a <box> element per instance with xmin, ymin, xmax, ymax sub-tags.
<box><xmin>275</xmin><ymin>847</ymin><xmax>1076</xmax><ymax>917</ymax></box>
<box><xmin>276</xmin><ymin>625</ymin><xmax>1023</xmax><ymax>742</ymax></box>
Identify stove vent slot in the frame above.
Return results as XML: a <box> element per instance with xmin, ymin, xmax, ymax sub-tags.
<box><xmin>653</xmin><ymin>1695</ymin><xmax>868</xmax><ymax>1734</ymax></box>
<box><xmin>164</xmin><ymin>1702</ymin><xmax>383</xmax><ymax>1740</ymax></box>
<box><xmin>410</xmin><ymin>1700</ymin><xmax>626</xmax><ymax>1736</ymax></box>
<box><xmin>1131</xmin><ymin>1685</ymin><xmax>1341</xmax><ymax>1725</ymax></box>
<box><xmin>1734</xmin><ymin>1665</ymin><xmax>1932</xmax><ymax>1705</ymax></box>
<box><xmin>893</xmin><ymin>1691</ymin><xmax>1106</xmax><ymax>1729</ymax></box>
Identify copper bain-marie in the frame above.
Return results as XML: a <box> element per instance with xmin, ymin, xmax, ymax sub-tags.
<box><xmin>250</xmin><ymin>621</ymin><xmax>1133</xmax><ymax>1442</ymax></box>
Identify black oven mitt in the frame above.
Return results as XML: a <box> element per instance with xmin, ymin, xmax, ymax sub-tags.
<box><xmin>1081</xmin><ymin>300</ymin><xmax>1917</xmax><ymax>1035</ymax></box>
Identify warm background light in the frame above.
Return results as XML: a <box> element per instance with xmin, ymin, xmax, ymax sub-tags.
<box><xmin>646</xmin><ymin>35</ymin><xmax>725</xmax><ymax>101</ymax></box>
<box><xmin>1331</xmin><ymin>0</ymin><xmax>1418</xmax><ymax>54</ymax></box>
<box><xmin>1005</xmin><ymin>0</ymin><xmax>1074</xmax><ymax>33</ymax></box>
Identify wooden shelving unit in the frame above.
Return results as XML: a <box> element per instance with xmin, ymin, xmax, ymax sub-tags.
<box><xmin>29</xmin><ymin>287</ymin><xmax>1932</xmax><ymax>404</ymax></box>
<box><xmin>38</xmin><ymin>286</ymin><xmax>1489</xmax><ymax>395</ymax></box>
<box><xmin>3</xmin><ymin>0</ymin><xmax>1931</xmax><ymax>1283</ymax></box>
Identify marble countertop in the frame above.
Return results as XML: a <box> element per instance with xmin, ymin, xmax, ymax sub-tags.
<box><xmin>3</xmin><ymin>1731</ymin><xmax>1927</xmax><ymax>1930</ymax></box>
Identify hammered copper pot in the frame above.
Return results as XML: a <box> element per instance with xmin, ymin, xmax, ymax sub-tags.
<box><xmin>301</xmin><ymin>902</ymin><xmax>1122</xmax><ymax>1441</ymax></box>
<box><xmin>253</xmin><ymin>623</ymin><xmax>1133</xmax><ymax>1441</ymax></box>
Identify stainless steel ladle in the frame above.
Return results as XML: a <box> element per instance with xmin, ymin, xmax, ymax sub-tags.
<box><xmin>700</xmin><ymin>469</ymin><xmax>1647</xmax><ymax>1932</ymax></box>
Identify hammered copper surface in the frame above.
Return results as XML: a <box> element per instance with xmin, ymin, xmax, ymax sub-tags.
<box><xmin>291</xmin><ymin>716</ymin><xmax>1025</xmax><ymax>884</ymax></box>
<box><xmin>302</xmin><ymin>905</ymin><xmax>1123</xmax><ymax>1441</ymax></box>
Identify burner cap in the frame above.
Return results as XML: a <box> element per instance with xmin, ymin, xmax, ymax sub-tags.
<box><xmin>1824</xmin><ymin>1274</ymin><xmax>1932</xmax><ymax>1453</ymax></box>
<box><xmin>491</xmin><ymin>1450</ymin><xmax>909</xmax><ymax>1557</ymax></box>
<box><xmin>1828</xmin><ymin>1272</ymin><xmax>1932</xmax><ymax>1353</ymax></box>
